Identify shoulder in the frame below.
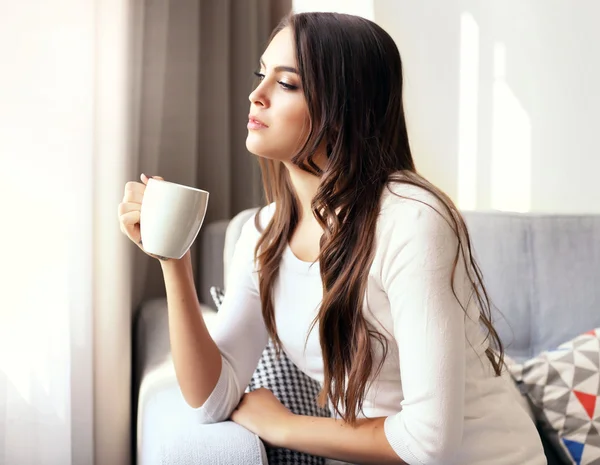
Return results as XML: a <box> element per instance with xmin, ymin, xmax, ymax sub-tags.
<box><xmin>238</xmin><ymin>202</ymin><xmax>276</xmax><ymax>241</ymax></box>
<box><xmin>378</xmin><ymin>178</ymin><xmax>457</xmax><ymax>240</ymax></box>
<box><xmin>374</xmin><ymin>177</ymin><xmax>463</xmax><ymax>283</ymax></box>
<box><xmin>257</xmin><ymin>202</ymin><xmax>277</xmax><ymax>228</ymax></box>
<box><xmin>228</xmin><ymin>203</ymin><xmax>276</xmax><ymax>272</ymax></box>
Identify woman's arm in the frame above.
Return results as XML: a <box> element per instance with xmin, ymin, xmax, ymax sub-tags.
<box><xmin>161</xmin><ymin>253</ymin><xmax>223</xmax><ymax>408</ymax></box>
<box><xmin>377</xmin><ymin>199</ymin><xmax>468</xmax><ymax>464</ymax></box>
<box><xmin>231</xmin><ymin>388</ymin><xmax>404</xmax><ymax>464</ymax></box>
<box><xmin>162</xmin><ymin>214</ymin><xmax>269</xmax><ymax>423</ymax></box>
<box><xmin>278</xmin><ymin>416</ymin><xmax>405</xmax><ymax>465</ymax></box>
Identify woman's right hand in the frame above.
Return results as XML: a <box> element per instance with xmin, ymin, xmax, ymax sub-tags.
<box><xmin>117</xmin><ymin>173</ymin><xmax>164</xmax><ymax>257</ymax></box>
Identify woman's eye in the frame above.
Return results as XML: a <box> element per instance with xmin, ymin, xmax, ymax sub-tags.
<box><xmin>252</xmin><ymin>71</ymin><xmax>298</xmax><ymax>91</ymax></box>
<box><xmin>278</xmin><ymin>81</ymin><xmax>297</xmax><ymax>91</ymax></box>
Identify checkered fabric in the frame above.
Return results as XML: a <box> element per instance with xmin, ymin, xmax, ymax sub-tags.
<box><xmin>508</xmin><ymin>328</ymin><xmax>600</xmax><ymax>465</ymax></box>
<box><xmin>210</xmin><ymin>286</ymin><xmax>332</xmax><ymax>465</ymax></box>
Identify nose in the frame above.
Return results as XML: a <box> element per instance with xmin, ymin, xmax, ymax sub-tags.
<box><xmin>249</xmin><ymin>82</ymin><xmax>268</xmax><ymax>108</ymax></box>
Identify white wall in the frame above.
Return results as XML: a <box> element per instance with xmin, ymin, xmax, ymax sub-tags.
<box><xmin>375</xmin><ymin>0</ymin><xmax>600</xmax><ymax>213</ymax></box>
<box><xmin>293</xmin><ymin>0</ymin><xmax>374</xmax><ymax>19</ymax></box>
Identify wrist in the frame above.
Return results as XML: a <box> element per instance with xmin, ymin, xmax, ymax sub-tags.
<box><xmin>159</xmin><ymin>250</ymin><xmax>192</xmax><ymax>271</ymax></box>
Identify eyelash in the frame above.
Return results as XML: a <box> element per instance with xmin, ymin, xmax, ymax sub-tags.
<box><xmin>253</xmin><ymin>71</ymin><xmax>298</xmax><ymax>91</ymax></box>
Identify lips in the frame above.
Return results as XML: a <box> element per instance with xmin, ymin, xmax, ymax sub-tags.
<box><xmin>248</xmin><ymin>114</ymin><xmax>268</xmax><ymax>129</ymax></box>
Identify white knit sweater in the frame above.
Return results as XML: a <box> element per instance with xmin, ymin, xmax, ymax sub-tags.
<box><xmin>195</xmin><ymin>182</ymin><xmax>546</xmax><ymax>465</ymax></box>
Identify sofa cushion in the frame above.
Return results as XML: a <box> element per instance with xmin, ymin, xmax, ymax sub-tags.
<box><xmin>462</xmin><ymin>212</ymin><xmax>534</xmax><ymax>361</ymax></box>
<box><xmin>462</xmin><ymin>212</ymin><xmax>600</xmax><ymax>361</ymax></box>
<box><xmin>509</xmin><ymin>328</ymin><xmax>600</xmax><ymax>465</ymax></box>
<box><xmin>528</xmin><ymin>217</ymin><xmax>600</xmax><ymax>354</ymax></box>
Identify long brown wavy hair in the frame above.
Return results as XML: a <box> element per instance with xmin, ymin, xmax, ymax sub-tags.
<box><xmin>253</xmin><ymin>12</ymin><xmax>504</xmax><ymax>425</ymax></box>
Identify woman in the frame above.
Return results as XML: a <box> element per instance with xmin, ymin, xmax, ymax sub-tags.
<box><xmin>119</xmin><ymin>12</ymin><xmax>546</xmax><ymax>465</ymax></box>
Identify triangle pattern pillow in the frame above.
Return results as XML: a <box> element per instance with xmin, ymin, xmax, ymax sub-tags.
<box><xmin>209</xmin><ymin>286</ymin><xmax>331</xmax><ymax>465</ymax></box>
<box><xmin>508</xmin><ymin>328</ymin><xmax>600</xmax><ymax>465</ymax></box>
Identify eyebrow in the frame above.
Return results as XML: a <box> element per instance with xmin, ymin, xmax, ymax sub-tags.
<box><xmin>259</xmin><ymin>57</ymin><xmax>299</xmax><ymax>75</ymax></box>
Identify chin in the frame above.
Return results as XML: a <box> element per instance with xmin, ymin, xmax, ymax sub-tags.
<box><xmin>245</xmin><ymin>137</ymin><xmax>263</xmax><ymax>157</ymax></box>
<box><xmin>245</xmin><ymin>139</ymin><xmax>278</xmax><ymax>161</ymax></box>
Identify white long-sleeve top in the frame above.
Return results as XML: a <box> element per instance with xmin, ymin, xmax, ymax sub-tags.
<box><xmin>195</xmin><ymin>182</ymin><xmax>546</xmax><ymax>465</ymax></box>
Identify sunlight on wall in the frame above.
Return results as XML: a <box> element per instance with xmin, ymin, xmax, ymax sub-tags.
<box><xmin>292</xmin><ymin>0</ymin><xmax>374</xmax><ymax>19</ymax></box>
<box><xmin>490</xmin><ymin>43</ymin><xmax>532</xmax><ymax>212</ymax></box>
<box><xmin>457</xmin><ymin>12</ymin><xmax>480</xmax><ymax>211</ymax></box>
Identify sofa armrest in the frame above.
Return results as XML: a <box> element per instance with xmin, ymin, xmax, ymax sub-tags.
<box><xmin>134</xmin><ymin>298</ymin><xmax>265</xmax><ymax>464</ymax></box>
<box><xmin>138</xmin><ymin>381</ymin><xmax>267</xmax><ymax>465</ymax></box>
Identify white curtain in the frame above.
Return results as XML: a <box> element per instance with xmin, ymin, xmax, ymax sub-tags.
<box><xmin>0</xmin><ymin>0</ymin><xmax>133</xmax><ymax>464</ymax></box>
<box><xmin>0</xmin><ymin>0</ymin><xmax>292</xmax><ymax>463</ymax></box>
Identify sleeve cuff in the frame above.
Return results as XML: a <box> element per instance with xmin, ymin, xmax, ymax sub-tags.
<box><xmin>194</xmin><ymin>355</ymin><xmax>240</xmax><ymax>424</ymax></box>
<box><xmin>384</xmin><ymin>414</ymin><xmax>423</xmax><ymax>465</ymax></box>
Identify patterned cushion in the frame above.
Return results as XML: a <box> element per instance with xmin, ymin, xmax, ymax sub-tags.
<box><xmin>508</xmin><ymin>328</ymin><xmax>600</xmax><ymax>465</ymax></box>
<box><xmin>209</xmin><ymin>285</ymin><xmax>226</xmax><ymax>310</ymax></box>
<box><xmin>209</xmin><ymin>286</ymin><xmax>331</xmax><ymax>465</ymax></box>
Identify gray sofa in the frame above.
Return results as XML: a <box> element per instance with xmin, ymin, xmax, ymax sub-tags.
<box><xmin>133</xmin><ymin>207</ymin><xmax>600</xmax><ymax>465</ymax></box>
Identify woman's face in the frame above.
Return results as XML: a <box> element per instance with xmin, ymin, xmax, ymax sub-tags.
<box><xmin>246</xmin><ymin>27</ymin><xmax>310</xmax><ymax>162</ymax></box>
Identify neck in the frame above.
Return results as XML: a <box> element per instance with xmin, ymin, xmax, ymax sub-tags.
<box><xmin>284</xmin><ymin>162</ymin><xmax>321</xmax><ymax>222</ymax></box>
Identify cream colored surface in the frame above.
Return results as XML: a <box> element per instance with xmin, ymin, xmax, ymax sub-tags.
<box><xmin>374</xmin><ymin>0</ymin><xmax>600</xmax><ymax>213</ymax></box>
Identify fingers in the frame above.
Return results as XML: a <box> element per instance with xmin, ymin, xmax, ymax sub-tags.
<box><xmin>118</xmin><ymin>202</ymin><xmax>140</xmax><ymax>219</ymax></box>
<box><xmin>123</xmin><ymin>183</ymin><xmax>144</xmax><ymax>203</ymax></box>
<box><xmin>140</xmin><ymin>173</ymin><xmax>164</xmax><ymax>185</ymax></box>
<box><xmin>118</xmin><ymin>175</ymin><xmax>164</xmax><ymax>250</ymax></box>
<box><xmin>119</xmin><ymin>210</ymin><xmax>141</xmax><ymax>230</ymax></box>
<box><xmin>123</xmin><ymin>181</ymin><xmax>146</xmax><ymax>203</ymax></box>
<box><xmin>118</xmin><ymin>202</ymin><xmax>141</xmax><ymax>236</ymax></box>
<box><xmin>125</xmin><ymin>173</ymin><xmax>164</xmax><ymax>202</ymax></box>
<box><xmin>125</xmin><ymin>180</ymin><xmax>145</xmax><ymax>195</ymax></box>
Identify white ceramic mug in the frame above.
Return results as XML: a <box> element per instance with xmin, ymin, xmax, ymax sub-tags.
<box><xmin>140</xmin><ymin>178</ymin><xmax>209</xmax><ymax>259</ymax></box>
